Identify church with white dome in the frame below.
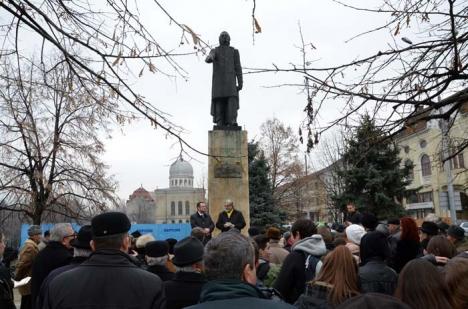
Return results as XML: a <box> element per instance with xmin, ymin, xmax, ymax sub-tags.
<box><xmin>126</xmin><ymin>157</ymin><xmax>205</xmax><ymax>224</ymax></box>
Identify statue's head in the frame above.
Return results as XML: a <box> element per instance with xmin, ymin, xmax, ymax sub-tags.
<box><xmin>219</xmin><ymin>31</ymin><xmax>230</xmax><ymax>46</ymax></box>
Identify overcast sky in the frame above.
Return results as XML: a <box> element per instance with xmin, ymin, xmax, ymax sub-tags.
<box><xmin>101</xmin><ymin>0</ymin><xmax>399</xmax><ymax>200</ymax></box>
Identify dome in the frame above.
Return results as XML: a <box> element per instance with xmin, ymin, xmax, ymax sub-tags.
<box><xmin>169</xmin><ymin>157</ymin><xmax>193</xmax><ymax>178</ymax></box>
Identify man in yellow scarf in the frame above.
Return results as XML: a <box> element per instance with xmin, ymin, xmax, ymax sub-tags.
<box><xmin>215</xmin><ymin>199</ymin><xmax>246</xmax><ymax>233</ymax></box>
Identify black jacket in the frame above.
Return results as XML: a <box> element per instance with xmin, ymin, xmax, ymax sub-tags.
<box><xmin>0</xmin><ymin>262</ymin><xmax>15</xmax><ymax>309</ymax></box>
<box><xmin>31</xmin><ymin>241</ymin><xmax>72</xmax><ymax>307</ymax></box>
<box><xmin>164</xmin><ymin>271</ymin><xmax>206</xmax><ymax>309</ymax></box>
<box><xmin>358</xmin><ymin>258</ymin><xmax>397</xmax><ymax>295</ymax></box>
<box><xmin>215</xmin><ymin>209</ymin><xmax>246</xmax><ymax>232</ymax></box>
<box><xmin>295</xmin><ymin>283</ymin><xmax>334</xmax><ymax>309</ymax></box>
<box><xmin>43</xmin><ymin>249</ymin><xmax>165</xmax><ymax>309</ymax></box>
<box><xmin>36</xmin><ymin>256</ymin><xmax>88</xmax><ymax>309</ymax></box>
<box><xmin>147</xmin><ymin>264</ymin><xmax>175</xmax><ymax>281</ymax></box>
<box><xmin>388</xmin><ymin>239</ymin><xmax>422</xmax><ymax>273</ymax></box>
<box><xmin>190</xmin><ymin>212</ymin><xmax>215</xmax><ymax>242</ymax></box>
<box><xmin>186</xmin><ymin>279</ymin><xmax>294</xmax><ymax>309</ymax></box>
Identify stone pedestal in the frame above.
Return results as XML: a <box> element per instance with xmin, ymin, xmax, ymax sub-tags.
<box><xmin>208</xmin><ymin>130</ymin><xmax>249</xmax><ymax>236</ymax></box>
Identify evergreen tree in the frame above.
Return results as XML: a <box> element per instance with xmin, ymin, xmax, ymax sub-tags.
<box><xmin>248</xmin><ymin>141</ymin><xmax>285</xmax><ymax>227</ymax></box>
<box><xmin>333</xmin><ymin>115</ymin><xmax>409</xmax><ymax>219</ymax></box>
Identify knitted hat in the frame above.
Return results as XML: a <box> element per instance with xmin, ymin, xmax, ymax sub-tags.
<box><xmin>28</xmin><ymin>225</ymin><xmax>42</xmax><ymax>236</ymax></box>
<box><xmin>346</xmin><ymin>224</ymin><xmax>366</xmax><ymax>245</ymax></box>
<box><xmin>360</xmin><ymin>231</ymin><xmax>390</xmax><ymax>264</ymax></box>
<box><xmin>361</xmin><ymin>213</ymin><xmax>378</xmax><ymax>230</ymax></box>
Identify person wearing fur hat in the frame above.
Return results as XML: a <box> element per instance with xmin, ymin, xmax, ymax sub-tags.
<box><xmin>446</xmin><ymin>225</ymin><xmax>468</xmax><ymax>253</ymax></box>
<box><xmin>273</xmin><ymin>219</ymin><xmax>327</xmax><ymax>304</ymax></box>
<box><xmin>266</xmin><ymin>227</ymin><xmax>289</xmax><ymax>265</ymax></box>
<box><xmin>43</xmin><ymin>212</ymin><xmax>165</xmax><ymax>309</ymax></box>
<box><xmin>145</xmin><ymin>240</ymin><xmax>175</xmax><ymax>281</ymax></box>
<box><xmin>164</xmin><ymin>237</ymin><xmax>206</xmax><ymax>309</ymax></box>
<box><xmin>15</xmin><ymin>225</ymin><xmax>41</xmax><ymax>309</ymax></box>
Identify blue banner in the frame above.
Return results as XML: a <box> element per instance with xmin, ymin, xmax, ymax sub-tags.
<box><xmin>20</xmin><ymin>223</ymin><xmax>191</xmax><ymax>247</ymax></box>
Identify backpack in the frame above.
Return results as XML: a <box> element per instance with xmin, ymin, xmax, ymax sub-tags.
<box><xmin>302</xmin><ymin>251</ymin><xmax>322</xmax><ymax>283</ymax></box>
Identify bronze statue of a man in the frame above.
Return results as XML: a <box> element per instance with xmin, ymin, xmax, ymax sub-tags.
<box><xmin>205</xmin><ymin>31</ymin><xmax>243</xmax><ymax>128</ymax></box>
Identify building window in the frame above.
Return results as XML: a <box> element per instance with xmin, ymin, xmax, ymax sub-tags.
<box><xmin>451</xmin><ymin>149</ymin><xmax>465</xmax><ymax>169</ymax></box>
<box><xmin>179</xmin><ymin>219</ymin><xmax>183</xmax><ymax>223</ymax></box>
<box><xmin>404</xmin><ymin>145</ymin><xmax>410</xmax><ymax>154</ymax></box>
<box><xmin>420</xmin><ymin>139</ymin><xmax>427</xmax><ymax>148</ymax></box>
<box><xmin>170</xmin><ymin>202</ymin><xmax>175</xmax><ymax>216</ymax></box>
<box><xmin>421</xmin><ymin>154</ymin><xmax>431</xmax><ymax>176</ymax></box>
<box><xmin>185</xmin><ymin>201</ymin><xmax>190</xmax><ymax>215</ymax></box>
<box><xmin>405</xmin><ymin>159</ymin><xmax>414</xmax><ymax>180</ymax></box>
<box><xmin>178</xmin><ymin>201</ymin><xmax>183</xmax><ymax>215</ymax></box>
<box><xmin>184</xmin><ymin>179</ymin><xmax>187</xmax><ymax>185</ymax></box>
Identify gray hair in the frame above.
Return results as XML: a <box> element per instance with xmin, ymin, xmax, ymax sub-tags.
<box><xmin>203</xmin><ymin>231</ymin><xmax>255</xmax><ymax>280</ymax></box>
<box><xmin>50</xmin><ymin>223</ymin><xmax>73</xmax><ymax>242</ymax></box>
<box><xmin>175</xmin><ymin>264</ymin><xmax>200</xmax><ymax>273</ymax></box>
<box><xmin>146</xmin><ymin>255</ymin><xmax>168</xmax><ymax>266</ymax></box>
<box><xmin>73</xmin><ymin>248</ymin><xmax>92</xmax><ymax>258</ymax></box>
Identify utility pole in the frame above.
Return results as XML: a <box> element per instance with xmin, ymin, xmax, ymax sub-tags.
<box><xmin>440</xmin><ymin>118</ymin><xmax>457</xmax><ymax>223</ymax></box>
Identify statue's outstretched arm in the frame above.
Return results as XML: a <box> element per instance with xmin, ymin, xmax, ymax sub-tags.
<box><xmin>205</xmin><ymin>49</ymin><xmax>215</xmax><ymax>63</ymax></box>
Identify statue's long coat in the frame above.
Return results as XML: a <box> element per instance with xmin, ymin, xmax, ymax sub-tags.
<box><xmin>208</xmin><ymin>45</ymin><xmax>242</xmax><ymax>116</ymax></box>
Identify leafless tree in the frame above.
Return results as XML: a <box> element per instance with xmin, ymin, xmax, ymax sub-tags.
<box><xmin>247</xmin><ymin>0</ymin><xmax>468</xmax><ymax>155</ymax></box>
<box><xmin>259</xmin><ymin>118</ymin><xmax>306</xmax><ymax>206</ymax></box>
<box><xmin>0</xmin><ymin>0</ymin><xmax>210</xmax><ymax>157</ymax></box>
<box><xmin>0</xmin><ymin>55</ymin><xmax>121</xmax><ymax>224</ymax></box>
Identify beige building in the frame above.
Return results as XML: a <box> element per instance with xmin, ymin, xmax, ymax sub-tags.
<box><xmin>126</xmin><ymin>157</ymin><xmax>206</xmax><ymax>224</ymax></box>
<box><xmin>395</xmin><ymin>102</ymin><xmax>468</xmax><ymax>220</ymax></box>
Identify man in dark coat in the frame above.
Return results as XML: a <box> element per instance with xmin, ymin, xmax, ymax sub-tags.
<box><xmin>36</xmin><ymin>225</ymin><xmax>93</xmax><ymax>309</ymax></box>
<box><xmin>30</xmin><ymin>223</ymin><xmax>73</xmax><ymax>308</ymax></box>
<box><xmin>190</xmin><ymin>202</ymin><xmax>215</xmax><ymax>244</ymax></box>
<box><xmin>145</xmin><ymin>240</ymin><xmax>175</xmax><ymax>281</ymax></box>
<box><xmin>215</xmin><ymin>199</ymin><xmax>246</xmax><ymax>232</ymax></box>
<box><xmin>164</xmin><ymin>237</ymin><xmax>206</xmax><ymax>309</ymax></box>
<box><xmin>186</xmin><ymin>231</ymin><xmax>294</xmax><ymax>309</ymax></box>
<box><xmin>359</xmin><ymin>231</ymin><xmax>397</xmax><ymax>295</ymax></box>
<box><xmin>344</xmin><ymin>202</ymin><xmax>362</xmax><ymax>226</ymax></box>
<box><xmin>205</xmin><ymin>31</ymin><xmax>243</xmax><ymax>127</ymax></box>
<box><xmin>43</xmin><ymin>212</ymin><xmax>165</xmax><ymax>309</ymax></box>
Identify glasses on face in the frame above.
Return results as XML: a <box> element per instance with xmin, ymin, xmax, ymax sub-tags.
<box><xmin>64</xmin><ymin>233</ymin><xmax>77</xmax><ymax>239</ymax></box>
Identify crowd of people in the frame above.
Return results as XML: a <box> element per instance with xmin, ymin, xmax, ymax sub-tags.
<box><xmin>0</xmin><ymin>200</ymin><xmax>467</xmax><ymax>309</ymax></box>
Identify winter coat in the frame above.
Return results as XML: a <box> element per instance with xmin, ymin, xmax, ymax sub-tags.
<box><xmin>30</xmin><ymin>241</ymin><xmax>72</xmax><ymax>306</ymax></box>
<box><xmin>207</xmin><ymin>45</ymin><xmax>242</xmax><ymax>99</ymax></box>
<box><xmin>273</xmin><ymin>235</ymin><xmax>327</xmax><ymax>304</ymax></box>
<box><xmin>215</xmin><ymin>209</ymin><xmax>246</xmax><ymax>232</ymax></box>
<box><xmin>388</xmin><ymin>239</ymin><xmax>422</xmax><ymax>273</ymax></box>
<box><xmin>257</xmin><ymin>259</ymin><xmax>270</xmax><ymax>283</ymax></box>
<box><xmin>269</xmin><ymin>241</ymin><xmax>289</xmax><ymax>265</ymax></box>
<box><xmin>15</xmin><ymin>239</ymin><xmax>39</xmax><ymax>296</ymax></box>
<box><xmin>454</xmin><ymin>238</ymin><xmax>468</xmax><ymax>253</ymax></box>
<box><xmin>295</xmin><ymin>282</ymin><xmax>335</xmax><ymax>309</ymax></box>
<box><xmin>387</xmin><ymin>231</ymin><xmax>401</xmax><ymax>257</ymax></box>
<box><xmin>147</xmin><ymin>264</ymin><xmax>175</xmax><ymax>281</ymax></box>
<box><xmin>164</xmin><ymin>271</ymin><xmax>206</xmax><ymax>309</ymax></box>
<box><xmin>358</xmin><ymin>258</ymin><xmax>397</xmax><ymax>295</ymax></box>
<box><xmin>0</xmin><ymin>261</ymin><xmax>15</xmax><ymax>309</ymax></box>
<box><xmin>190</xmin><ymin>212</ymin><xmax>215</xmax><ymax>243</ymax></box>
<box><xmin>36</xmin><ymin>256</ymin><xmax>88</xmax><ymax>309</ymax></box>
<box><xmin>186</xmin><ymin>279</ymin><xmax>295</xmax><ymax>309</ymax></box>
<box><xmin>43</xmin><ymin>249</ymin><xmax>165</xmax><ymax>309</ymax></box>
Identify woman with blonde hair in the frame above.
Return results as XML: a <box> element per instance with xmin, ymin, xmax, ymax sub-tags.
<box><xmin>296</xmin><ymin>245</ymin><xmax>360</xmax><ymax>308</ymax></box>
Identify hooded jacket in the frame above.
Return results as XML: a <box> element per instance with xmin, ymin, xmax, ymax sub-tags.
<box><xmin>273</xmin><ymin>235</ymin><xmax>327</xmax><ymax>304</ymax></box>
